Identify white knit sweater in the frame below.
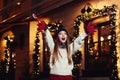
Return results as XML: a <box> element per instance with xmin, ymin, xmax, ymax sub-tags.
<box><xmin>44</xmin><ymin>29</ymin><xmax>87</xmax><ymax>76</ymax></box>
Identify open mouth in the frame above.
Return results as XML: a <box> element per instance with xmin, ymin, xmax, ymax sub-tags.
<box><xmin>62</xmin><ymin>38</ymin><xmax>65</xmax><ymax>40</ymax></box>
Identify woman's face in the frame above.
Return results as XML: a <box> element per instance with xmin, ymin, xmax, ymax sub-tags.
<box><xmin>58</xmin><ymin>31</ymin><xmax>67</xmax><ymax>44</ymax></box>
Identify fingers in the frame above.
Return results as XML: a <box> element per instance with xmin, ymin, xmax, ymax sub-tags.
<box><xmin>32</xmin><ymin>13</ymin><xmax>37</xmax><ymax>19</ymax></box>
<box><xmin>85</xmin><ymin>22</ymin><xmax>97</xmax><ymax>35</ymax></box>
<box><xmin>32</xmin><ymin>13</ymin><xmax>41</xmax><ymax>23</ymax></box>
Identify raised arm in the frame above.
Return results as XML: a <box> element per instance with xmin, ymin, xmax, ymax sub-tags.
<box><xmin>70</xmin><ymin>32</ymin><xmax>87</xmax><ymax>54</ymax></box>
<box><xmin>44</xmin><ymin>29</ymin><xmax>54</xmax><ymax>53</ymax></box>
<box><xmin>70</xmin><ymin>21</ymin><xmax>98</xmax><ymax>54</ymax></box>
<box><xmin>32</xmin><ymin>13</ymin><xmax>54</xmax><ymax>53</ymax></box>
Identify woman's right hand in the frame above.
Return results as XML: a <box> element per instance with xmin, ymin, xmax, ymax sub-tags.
<box><xmin>32</xmin><ymin>13</ymin><xmax>40</xmax><ymax>22</ymax></box>
<box><xmin>32</xmin><ymin>13</ymin><xmax>47</xmax><ymax>31</ymax></box>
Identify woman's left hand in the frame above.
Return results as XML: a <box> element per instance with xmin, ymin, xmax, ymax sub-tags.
<box><xmin>85</xmin><ymin>22</ymin><xmax>97</xmax><ymax>35</ymax></box>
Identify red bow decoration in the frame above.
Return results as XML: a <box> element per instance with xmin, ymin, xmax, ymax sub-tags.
<box><xmin>86</xmin><ymin>22</ymin><xmax>97</xmax><ymax>35</ymax></box>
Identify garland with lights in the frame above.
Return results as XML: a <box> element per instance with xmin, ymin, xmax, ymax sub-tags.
<box><xmin>72</xmin><ymin>4</ymin><xmax>118</xmax><ymax>80</ymax></box>
<box><xmin>109</xmin><ymin>5</ymin><xmax>118</xmax><ymax>80</ymax></box>
<box><xmin>31</xmin><ymin>30</ymin><xmax>41</xmax><ymax>80</ymax></box>
<box><xmin>72</xmin><ymin>50</ymin><xmax>82</xmax><ymax>80</ymax></box>
<box><xmin>3</xmin><ymin>35</ymin><xmax>15</xmax><ymax>80</ymax></box>
<box><xmin>47</xmin><ymin>21</ymin><xmax>63</xmax><ymax>31</ymax></box>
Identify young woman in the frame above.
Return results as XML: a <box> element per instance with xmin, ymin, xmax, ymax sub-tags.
<box><xmin>32</xmin><ymin>14</ymin><xmax>96</xmax><ymax>80</ymax></box>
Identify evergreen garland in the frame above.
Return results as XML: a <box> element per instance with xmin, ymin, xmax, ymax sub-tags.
<box><xmin>3</xmin><ymin>35</ymin><xmax>15</xmax><ymax>80</ymax></box>
<box><xmin>32</xmin><ymin>30</ymin><xmax>41</xmax><ymax>80</ymax></box>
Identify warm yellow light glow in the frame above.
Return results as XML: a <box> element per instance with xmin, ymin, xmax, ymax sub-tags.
<box><xmin>108</xmin><ymin>35</ymin><xmax>111</xmax><ymax>40</ymax></box>
<box><xmin>12</xmin><ymin>15</ymin><xmax>16</xmax><ymax>18</ymax></box>
<box><xmin>0</xmin><ymin>30</ymin><xmax>15</xmax><ymax>61</ymax></box>
<box><xmin>16</xmin><ymin>2</ymin><xmax>21</xmax><ymax>5</ymax></box>
<box><xmin>2</xmin><ymin>19</ymin><xmax>7</xmax><ymax>22</ymax></box>
<box><xmin>7</xmin><ymin>53</ymin><xmax>10</xmax><ymax>57</ymax></box>
<box><xmin>12</xmin><ymin>53</ymin><xmax>16</xmax><ymax>58</ymax></box>
<box><xmin>25</xmin><ymin>17</ymin><xmax>30</xmax><ymax>20</ymax></box>
<box><xmin>100</xmin><ymin>36</ymin><xmax>104</xmax><ymax>41</ymax></box>
<box><xmin>116</xmin><ymin>8</ymin><xmax>120</xmax><ymax>78</ymax></box>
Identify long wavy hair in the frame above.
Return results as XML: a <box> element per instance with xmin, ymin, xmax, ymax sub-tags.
<box><xmin>51</xmin><ymin>31</ymin><xmax>72</xmax><ymax>65</ymax></box>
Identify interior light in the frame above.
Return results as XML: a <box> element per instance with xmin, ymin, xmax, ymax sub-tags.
<box><xmin>25</xmin><ymin>17</ymin><xmax>30</xmax><ymax>20</ymax></box>
<box><xmin>16</xmin><ymin>2</ymin><xmax>21</xmax><ymax>5</ymax></box>
<box><xmin>12</xmin><ymin>15</ymin><xmax>16</xmax><ymax>18</ymax></box>
<box><xmin>100</xmin><ymin>36</ymin><xmax>104</xmax><ymax>41</ymax></box>
<box><xmin>2</xmin><ymin>20</ymin><xmax>7</xmax><ymax>22</ymax></box>
<box><xmin>108</xmin><ymin>35</ymin><xmax>111</xmax><ymax>40</ymax></box>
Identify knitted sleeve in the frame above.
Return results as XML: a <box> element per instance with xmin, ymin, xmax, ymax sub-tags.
<box><xmin>70</xmin><ymin>32</ymin><xmax>87</xmax><ymax>54</ymax></box>
<box><xmin>44</xmin><ymin>29</ymin><xmax>55</xmax><ymax>53</ymax></box>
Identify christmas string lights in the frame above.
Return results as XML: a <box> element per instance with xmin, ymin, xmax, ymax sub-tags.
<box><xmin>4</xmin><ymin>35</ymin><xmax>15</xmax><ymax>80</ymax></box>
<box><xmin>32</xmin><ymin>30</ymin><xmax>41</xmax><ymax>80</ymax></box>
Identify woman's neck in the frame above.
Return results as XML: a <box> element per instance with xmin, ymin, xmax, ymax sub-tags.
<box><xmin>58</xmin><ymin>42</ymin><xmax>66</xmax><ymax>48</ymax></box>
